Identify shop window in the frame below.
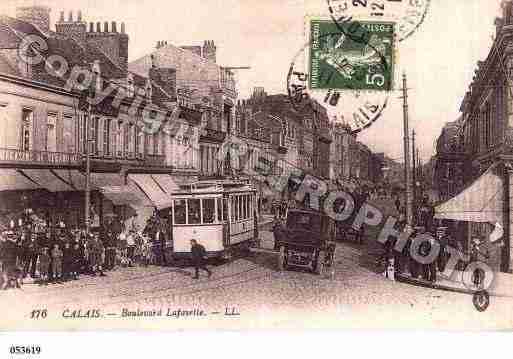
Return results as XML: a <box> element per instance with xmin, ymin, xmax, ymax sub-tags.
<box><xmin>174</xmin><ymin>199</ymin><xmax>186</xmax><ymax>224</ymax></box>
<box><xmin>202</xmin><ymin>198</ymin><xmax>215</xmax><ymax>224</ymax></box>
<box><xmin>188</xmin><ymin>198</ymin><xmax>201</xmax><ymax>224</ymax></box>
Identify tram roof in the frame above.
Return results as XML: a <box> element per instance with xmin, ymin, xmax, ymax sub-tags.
<box><xmin>172</xmin><ymin>178</ymin><xmax>257</xmax><ymax>195</ymax></box>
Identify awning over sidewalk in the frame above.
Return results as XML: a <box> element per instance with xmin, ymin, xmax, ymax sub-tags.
<box><xmin>128</xmin><ymin>174</ymin><xmax>173</xmax><ymax>210</ymax></box>
<box><xmin>53</xmin><ymin>170</ymin><xmax>87</xmax><ymax>191</ymax></box>
<box><xmin>100</xmin><ymin>184</ymin><xmax>152</xmax><ymax>207</ymax></box>
<box><xmin>434</xmin><ymin>163</ymin><xmax>504</xmax><ymax>224</ymax></box>
<box><xmin>0</xmin><ymin>169</ymin><xmax>41</xmax><ymax>191</ymax></box>
<box><xmin>20</xmin><ymin>169</ymin><xmax>74</xmax><ymax>192</ymax></box>
<box><xmin>151</xmin><ymin>174</ymin><xmax>180</xmax><ymax>194</ymax></box>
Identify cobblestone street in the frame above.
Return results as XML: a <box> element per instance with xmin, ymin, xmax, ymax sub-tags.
<box><xmin>3</xmin><ymin>223</ymin><xmax>513</xmax><ymax>330</ymax></box>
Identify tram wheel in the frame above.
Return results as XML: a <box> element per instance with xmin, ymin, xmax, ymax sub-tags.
<box><xmin>472</xmin><ymin>290</ymin><xmax>490</xmax><ymax>312</ymax></box>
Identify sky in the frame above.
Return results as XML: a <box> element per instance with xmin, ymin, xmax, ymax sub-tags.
<box><xmin>3</xmin><ymin>0</ymin><xmax>503</xmax><ymax>163</ymax></box>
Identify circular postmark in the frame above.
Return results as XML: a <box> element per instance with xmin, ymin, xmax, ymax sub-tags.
<box><xmin>327</xmin><ymin>0</ymin><xmax>430</xmax><ymax>42</ymax></box>
<box><xmin>287</xmin><ymin>16</ymin><xmax>394</xmax><ymax>135</ymax></box>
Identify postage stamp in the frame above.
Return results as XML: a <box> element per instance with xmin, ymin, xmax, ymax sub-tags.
<box><xmin>287</xmin><ymin>16</ymin><xmax>393</xmax><ymax>134</ymax></box>
<box><xmin>309</xmin><ymin>19</ymin><xmax>395</xmax><ymax>91</ymax></box>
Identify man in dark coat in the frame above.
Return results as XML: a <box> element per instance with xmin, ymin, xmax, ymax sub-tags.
<box><xmin>190</xmin><ymin>239</ymin><xmax>211</xmax><ymax>279</ymax></box>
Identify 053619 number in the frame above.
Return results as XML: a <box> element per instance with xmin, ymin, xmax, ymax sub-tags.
<box><xmin>9</xmin><ymin>346</ymin><xmax>41</xmax><ymax>355</ymax></box>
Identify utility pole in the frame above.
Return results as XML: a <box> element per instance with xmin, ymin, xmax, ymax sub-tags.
<box><xmin>84</xmin><ymin>63</ymin><xmax>97</xmax><ymax>235</ymax></box>
<box><xmin>401</xmin><ymin>73</ymin><xmax>413</xmax><ymax>225</ymax></box>
<box><xmin>412</xmin><ymin>129</ymin><xmax>417</xmax><ymax>212</ymax></box>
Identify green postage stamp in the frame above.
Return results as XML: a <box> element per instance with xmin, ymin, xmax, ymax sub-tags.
<box><xmin>309</xmin><ymin>19</ymin><xmax>395</xmax><ymax>91</ymax></box>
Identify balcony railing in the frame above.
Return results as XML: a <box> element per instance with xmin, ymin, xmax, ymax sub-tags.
<box><xmin>0</xmin><ymin>148</ymin><xmax>81</xmax><ymax>166</ymax></box>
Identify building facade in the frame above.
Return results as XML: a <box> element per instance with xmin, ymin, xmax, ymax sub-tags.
<box><xmin>129</xmin><ymin>39</ymin><xmax>237</xmax><ymax>178</ymax></box>
<box><xmin>0</xmin><ymin>6</ymin><xmax>202</xmax><ymax>230</ymax></box>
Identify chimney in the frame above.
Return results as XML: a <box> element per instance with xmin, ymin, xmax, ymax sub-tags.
<box><xmin>104</xmin><ymin>21</ymin><xmax>109</xmax><ymax>32</ymax></box>
<box><xmin>68</xmin><ymin>11</ymin><xmax>73</xmax><ymax>22</ymax></box>
<box><xmin>78</xmin><ymin>10</ymin><xmax>83</xmax><ymax>22</ymax></box>
<box><xmin>495</xmin><ymin>17</ymin><xmax>504</xmax><ymax>36</ymax></box>
<box><xmin>503</xmin><ymin>0</ymin><xmax>513</xmax><ymax>24</ymax></box>
<box><xmin>121</xmin><ymin>22</ymin><xmax>126</xmax><ymax>34</ymax></box>
<box><xmin>202</xmin><ymin>40</ymin><xmax>217</xmax><ymax>63</ymax></box>
<box><xmin>59</xmin><ymin>11</ymin><xmax>65</xmax><ymax>23</ymax></box>
<box><xmin>112</xmin><ymin>21</ymin><xmax>117</xmax><ymax>33</ymax></box>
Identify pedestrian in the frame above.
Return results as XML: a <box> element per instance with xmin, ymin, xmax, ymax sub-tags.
<box><xmin>62</xmin><ymin>242</ymin><xmax>73</xmax><ymax>281</ymax></box>
<box><xmin>190</xmin><ymin>239</ymin><xmax>212</xmax><ymax>279</ymax></box>
<box><xmin>37</xmin><ymin>247</ymin><xmax>50</xmax><ymax>284</ymax></box>
<box><xmin>50</xmin><ymin>243</ymin><xmax>63</xmax><ymax>282</ymax></box>
<box><xmin>70</xmin><ymin>242</ymin><xmax>81</xmax><ymax>280</ymax></box>
<box><xmin>126</xmin><ymin>231</ymin><xmax>136</xmax><ymax>267</ymax></box>
<box><xmin>394</xmin><ymin>196</ymin><xmax>401</xmax><ymax>213</ymax></box>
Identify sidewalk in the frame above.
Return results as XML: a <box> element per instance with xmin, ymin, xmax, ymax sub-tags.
<box><xmin>395</xmin><ymin>269</ymin><xmax>513</xmax><ymax>298</ymax></box>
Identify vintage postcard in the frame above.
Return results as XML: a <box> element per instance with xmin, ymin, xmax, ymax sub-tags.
<box><xmin>1</xmin><ymin>0</ymin><xmax>513</xmax><ymax>333</ymax></box>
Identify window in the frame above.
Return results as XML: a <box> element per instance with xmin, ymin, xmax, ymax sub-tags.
<box><xmin>103</xmin><ymin>119</ymin><xmax>111</xmax><ymax>155</ymax></box>
<box><xmin>188</xmin><ymin>198</ymin><xmax>201</xmax><ymax>224</ymax></box>
<box><xmin>21</xmin><ymin>109</ymin><xmax>33</xmax><ymax>151</ymax></box>
<box><xmin>203</xmin><ymin>198</ymin><xmax>215</xmax><ymax>224</ymax></box>
<box><xmin>217</xmin><ymin>198</ymin><xmax>223</xmax><ymax>222</ymax></box>
<box><xmin>46</xmin><ymin>113</ymin><xmax>57</xmax><ymax>152</ymax></box>
<box><xmin>63</xmin><ymin>114</ymin><xmax>75</xmax><ymax>154</ymax></box>
<box><xmin>153</xmin><ymin>133</ymin><xmax>160</xmax><ymax>155</ymax></box>
<box><xmin>91</xmin><ymin>117</ymin><xmax>99</xmax><ymax>154</ymax></box>
<box><xmin>173</xmin><ymin>199</ymin><xmax>186</xmax><ymax>224</ymax></box>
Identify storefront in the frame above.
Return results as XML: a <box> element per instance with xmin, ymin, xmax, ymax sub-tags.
<box><xmin>434</xmin><ymin>162</ymin><xmax>508</xmax><ymax>272</ymax></box>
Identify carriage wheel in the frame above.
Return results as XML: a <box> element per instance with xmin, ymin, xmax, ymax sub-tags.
<box><xmin>278</xmin><ymin>246</ymin><xmax>286</xmax><ymax>271</ymax></box>
<box><xmin>314</xmin><ymin>251</ymin><xmax>325</xmax><ymax>275</ymax></box>
<box><xmin>472</xmin><ymin>290</ymin><xmax>490</xmax><ymax>312</ymax></box>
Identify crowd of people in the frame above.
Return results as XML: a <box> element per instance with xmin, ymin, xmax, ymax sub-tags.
<box><xmin>0</xmin><ymin>210</ymin><xmax>170</xmax><ymax>290</ymax></box>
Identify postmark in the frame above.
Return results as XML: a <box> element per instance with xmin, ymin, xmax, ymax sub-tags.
<box><xmin>327</xmin><ymin>0</ymin><xmax>431</xmax><ymax>42</ymax></box>
<box><xmin>287</xmin><ymin>17</ymin><xmax>393</xmax><ymax>134</ymax></box>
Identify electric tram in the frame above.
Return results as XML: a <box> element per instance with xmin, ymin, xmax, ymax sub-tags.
<box><xmin>161</xmin><ymin>179</ymin><xmax>259</xmax><ymax>260</ymax></box>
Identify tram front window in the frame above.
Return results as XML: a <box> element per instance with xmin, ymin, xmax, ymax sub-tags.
<box><xmin>203</xmin><ymin>198</ymin><xmax>215</xmax><ymax>223</ymax></box>
<box><xmin>174</xmin><ymin>200</ymin><xmax>186</xmax><ymax>224</ymax></box>
<box><xmin>188</xmin><ymin>198</ymin><xmax>201</xmax><ymax>224</ymax></box>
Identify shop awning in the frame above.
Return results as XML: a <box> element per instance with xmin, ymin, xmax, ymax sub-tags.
<box><xmin>20</xmin><ymin>169</ymin><xmax>74</xmax><ymax>192</ymax></box>
<box><xmin>100</xmin><ymin>184</ymin><xmax>152</xmax><ymax>207</ymax></box>
<box><xmin>90</xmin><ymin>173</ymin><xmax>125</xmax><ymax>188</ymax></box>
<box><xmin>128</xmin><ymin>174</ymin><xmax>173</xmax><ymax>209</ymax></box>
<box><xmin>434</xmin><ymin>163</ymin><xmax>504</xmax><ymax>224</ymax></box>
<box><xmin>53</xmin><ymin>170</ymin><xmax>87</xmax><ymax>191</ymax></box>
<box><xmin>0</xmin><ymin>169</ymin><xmax>41</xmax><ymax>191</ymax></box>
<box><xmin>151</xmin><ymin>174</ymin><xmax>180</xmax><ymax>194</ymax></box>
